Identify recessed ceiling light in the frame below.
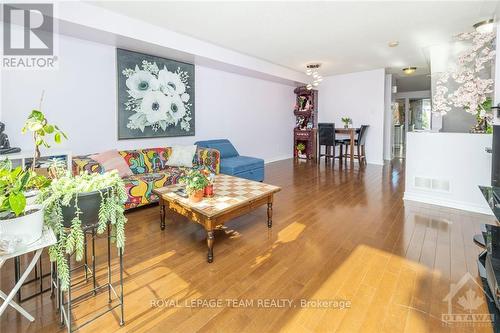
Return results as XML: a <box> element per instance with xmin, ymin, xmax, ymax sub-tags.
<box><xmin>473</xmin><ymin>19</ymin><xmax>495</xmax><ymax>34</ymax></box>
<box><xmin>402</xmin><ymin>67</ymin><xmax>417</xmax><ymax>75</ymax></box>
<box><xmin>388</xmin><ymin>41</ymin><xmax>399</xmax><ymax>47</ymax></box>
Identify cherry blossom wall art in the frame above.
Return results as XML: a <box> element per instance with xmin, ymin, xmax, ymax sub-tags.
<box><xmin>116</xmin><ymin>49</ymin><xmax>195</xmax><ymax>139</ymax></box>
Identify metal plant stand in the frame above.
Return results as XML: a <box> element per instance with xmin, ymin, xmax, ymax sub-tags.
<box><xmin>13</xmin><ymin>255</ymin><xmax>54</xmax><ymax>302</ymax></box>
<box><xmin>57</xmin><ymin>222</ymin><xmax>124</xmax><ymax>333</ymax></box>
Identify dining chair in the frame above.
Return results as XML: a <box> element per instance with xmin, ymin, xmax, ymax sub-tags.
<box><xmin>318</xmin><ymin>123</ymin><xmax>345</xmax><ymax>162</ymax></box>
<box><xmin>343</xmin><ymin>125</ymin><xmax>369</xmax><ymax>164</ymax></box>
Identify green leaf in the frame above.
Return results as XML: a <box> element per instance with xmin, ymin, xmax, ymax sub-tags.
<box><xmin>54</xmin><ymin>132</ymin><xmax>61</xmax><ymax>144</ymax></box>
<box><xmin>9</xmin><ymin>192</ymin><xmax>26</xmax><ymax>216</ymax></box>
<box><xmin>18</xmin><ymin>170</ymin><xmax>30</xmax><ymax>190</ymax></box>
<box><xmin>30</xmin><ymin>110</ymin><xmax>44</xmax><ymax>121</ymax></box>
<box><xmin>44</xmin><ymin>125</ymin><xmax>54</xmax><ymax>134</ymax></box>
<box><xmin>25</xmin><ymin>120</ymin><xmax>43</xmax><ymax>132</ymax></box>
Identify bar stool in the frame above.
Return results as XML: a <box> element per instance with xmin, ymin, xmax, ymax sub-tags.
<box><xmin>343</xmin><ymin>125</ymin><xmax>369</xmax><ymax>164</ymax></box>
<box><xmin>318</xmin><ymin>123</ymin><xmax>345</xmax><ymax>162</ymax></box>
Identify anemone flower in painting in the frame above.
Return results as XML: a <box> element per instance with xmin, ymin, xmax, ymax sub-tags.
<box><xmin>125</xmin><ymin>68</ymin><xmax>159</xmax><ymax>99</ymax></box>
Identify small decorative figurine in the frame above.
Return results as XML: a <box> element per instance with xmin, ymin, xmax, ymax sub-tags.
<box><xmin>0</xmin><ymin>122</ymin><xmax>21</xmax><ymax>155</ymax></box>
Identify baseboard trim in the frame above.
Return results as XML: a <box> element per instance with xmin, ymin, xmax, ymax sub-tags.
<box><xmin>263</xmin><ymin>156</ymin><xmax>384</xmax><ymax>165</ymax></box>
<box><xmin>367</xmin><ymin>160</ymin><xmax>384</xmax><ymax>166</ymax></box>
<box><xmin>265</xmin><ymin>155</ymin><xmax>293</xmax><ymax>164</ymax></box>
<box><xmin>403</xmin><ymin>191</ymin><xmax>492</xmax><ymax>215</ymax></box>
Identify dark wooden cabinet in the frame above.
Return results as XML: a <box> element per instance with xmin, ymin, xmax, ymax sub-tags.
<box><xmin>293</xmin><ymin>87</ymin><xmax>318</xmax><ymax>160</ymax></box>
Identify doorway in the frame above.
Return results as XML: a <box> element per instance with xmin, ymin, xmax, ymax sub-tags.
<box><xmin>392</xmin><ymin>97</ymin><xmax>431</xmax><ymax>158</ymax></box>
<box><xmin>392</xmin><ymin>99</ymin><xmax>405</xmax><ymax>158</ymax></box>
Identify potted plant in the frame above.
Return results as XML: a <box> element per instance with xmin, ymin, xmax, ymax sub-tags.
<box><xmin>0</xmin><ymin>160</ymin><xmax>49</xmax><ymax>245</ymax></box>
<box><xmin>198</xmin><ymin>166</ymin><xmax>216</xmax><ymax>197</ymax></box>
<box><xmin>296</xmin><ymin>142</ymin><xmax>306</xmax><ymax>155</ymax></box>
<box><xmin>341</xmin><ymin>117</ymin><xmax>352</xmax><ymax>129</ymax></box>
<box><xmin>22</xmin><ymin>104</ymin><xmax>67</xmax><ymax>173</ymax></box>
<box><xmin>37</xmin><ymin>170</ymin><xmax>127</xmax><ymax>290</ymax></box>
<box><xmin>180</xmin><ymin>169</ymin><xmax>209</xmax><ymax>203</ymax></box>
<box><xmin>19</xmin><ymin>100</ymin><xmax>66</xmax><ymax>206</ymax></box>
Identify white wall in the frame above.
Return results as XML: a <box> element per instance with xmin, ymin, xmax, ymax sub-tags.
<box><xmin>1</xmin><ymin>34</ymin><xmax>295</xmax><ymax>163</ymax></box>
<box><xmin>404</xmin><ymin>132</ymin><xmax>492</xmax><ymax>214</ymax></box>
<box><xmin>383</xmin><ymin>73</ymin><xmax>393</xmax><ymax>161</ymax></box>
<box><xmin>318</xmin><ymin>68</ymin><xmax>386</xmax><ymax>165</ymax></box>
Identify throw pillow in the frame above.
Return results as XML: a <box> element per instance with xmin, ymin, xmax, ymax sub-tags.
<box><xmin>166</xmin><ymin>145</ymin><xmax>197</xmax><ymax>168</ymax></box>
<box><xmin>90</xmin><ymin>149</ymin><xmax>133</xmax><ymax>178</ymax></box>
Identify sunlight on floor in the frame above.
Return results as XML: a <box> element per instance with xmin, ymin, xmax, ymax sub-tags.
<box><xmin>278</xmin><ymin>244</ymin><xmax>491</xmax><ymax>333</ymax></box>
<box><xmin>253</xmin><ymin>222</ymin><xmax>306</xmax><ymax>267</ymax></box>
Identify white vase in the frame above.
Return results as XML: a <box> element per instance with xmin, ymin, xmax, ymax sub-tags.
<box><xmin>0</xmin><ymin>205</ymin><xmax>44</xmax><ymax>245</ymax></box>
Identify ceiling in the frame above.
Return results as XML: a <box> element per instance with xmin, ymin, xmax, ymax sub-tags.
<box><xmin>90</xmin><ymin>1</ymin><xmax>500</xmax><ymax>78</ymax></box>
<box><xmin>395</xmin><ymin>74</ymin><xmax>431</xmax><ymax>92</ymax></box>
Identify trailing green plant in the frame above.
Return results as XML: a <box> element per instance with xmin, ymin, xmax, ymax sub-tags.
<box><xmin>0</xmin><ymin>159</ymin><xmax>50</xmax><ymax>218</ymax></box>
<box><xmin>180</xmin><ymin>169</ymin><xmax>209</xmax><ymax>195</ymax></box>
<box><xmin>37</xmin><ymin>170</ymin><xmax>127</xmax><ymax>290</ymax></box>
<box><xmin>22</xmin><ymin>93</ymin><xmax>67</xmax><ymax>171</ymax></box>
<box><xmin>47</xmin><ymin>158</ymin><xmax>68</xmax><ymax>179</ymax></box>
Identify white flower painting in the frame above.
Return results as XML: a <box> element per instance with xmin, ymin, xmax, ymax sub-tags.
<box><xmin>117</xmin><ymin>49</ymin><xmax>194</xmax><ymax>139</ymax></box>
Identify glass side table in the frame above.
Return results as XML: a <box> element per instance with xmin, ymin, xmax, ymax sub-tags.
<box><xmin>0</xmin><ymin>227</ymin><xmax>56</xmax><ymax>322</ymax></box>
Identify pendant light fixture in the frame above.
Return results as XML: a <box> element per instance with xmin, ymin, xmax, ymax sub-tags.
<box><xmin>305</xmin><ymin>63</ymin><xmax>322</xmax><ymax>90</ymax></box>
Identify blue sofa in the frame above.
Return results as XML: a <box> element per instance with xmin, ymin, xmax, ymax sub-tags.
<box><xmin>195</xmin><ymin>139</ymin><xmax>264</xmax><ymax>181</ymax></box>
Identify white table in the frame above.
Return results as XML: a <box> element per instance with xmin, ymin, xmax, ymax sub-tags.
<box><xmin>0</xmin><ymin>228</ymin><xmax>56</xmax><ymax>321</ymax></box>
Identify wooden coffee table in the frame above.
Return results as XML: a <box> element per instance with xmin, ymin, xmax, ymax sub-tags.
<box><xmin>153</xmin><ymin>174</ymin><xmax>281</xmax><ymax>263</ymax></box>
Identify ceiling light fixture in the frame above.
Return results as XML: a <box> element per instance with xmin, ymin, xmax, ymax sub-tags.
<box><xmin>388</xmin><ymin>41</ymin><xmax>399</xmax><ymax>47</ymax></box>
<box><xmin>402</xmin><ymin>66</ymin><xmax>417</xmax><ymax>75</ymax></box>
<box><xmin>305</xmin><ymin>63</ymin><xmax>322</xmax><ymax>90</ymax></box>
<box><xmin>473</xmin><ymin>19</ymin><xmax>495</xmax><ymax>34</ymax></box>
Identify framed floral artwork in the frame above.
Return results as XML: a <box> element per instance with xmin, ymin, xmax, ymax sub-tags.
<box><xmin>116</xmin><ymin>48</ymin><xmax>195</xmax><ymax>139</ymax></box>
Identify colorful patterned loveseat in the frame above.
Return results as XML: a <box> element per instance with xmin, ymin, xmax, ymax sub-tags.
<box><xmin>72</xmin><ymin>147</ymin><xmax>220</xmax><ymax>209</ymax></box>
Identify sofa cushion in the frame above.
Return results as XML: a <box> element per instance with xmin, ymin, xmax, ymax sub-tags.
<box><xmin>195</xmin><ymin>139</ymin><xmax>239</xmax><ymax>159</ymax></box>
<box><xmin>90</xmin><ymin>150</ymin><xmax>133</xmax><ymax>178</ymax></box>
<box><xmin>166</xmin><ymin>145</ymin><xmax>197</xmax><ymax>168</ymax></box>
<box><xmin>233</xmin><ymin>167</ymin><xmax>264</xmax><ymax>182</ymax></box>
<box><xmin>220</xmin><ymin>156</ymin><xmax>264</xmax><ymax>174</ymax></box>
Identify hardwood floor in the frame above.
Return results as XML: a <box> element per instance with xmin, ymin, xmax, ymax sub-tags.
<box><xmin>0</xmin><ymin>158</ymin><xmax>496</xmax><ymax>333</ymax></box>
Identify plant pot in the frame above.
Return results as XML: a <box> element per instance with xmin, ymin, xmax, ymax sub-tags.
<box><xmin>24</xmin><ymin>189</ymin><xmax>39</xmax><ymax>206</ymax></box>
<box><xmin>0</xmin><ymin>205</ymin><xmax>44</xmax><ymax>245</ymax></box>
<box><xmin>343</xmin><ymin>125</ymin><xmax>349</xmax><ymax>129</ymax></box>
<box><xmin>61</xmin><ymin>188</ymin><xmax>108</xmax><ymax>228</ymax></box>
<box><xmin>189</xmin><ymin>189</ymin><xmax>204</xmax><ymax>203</ymax></box>
<box><xmin>204</xmin><ymin>184</ymin><xmax>214</xmax><ymax>197</ymax></box>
